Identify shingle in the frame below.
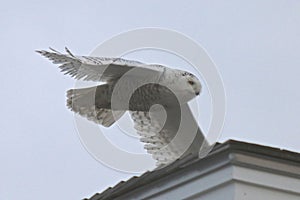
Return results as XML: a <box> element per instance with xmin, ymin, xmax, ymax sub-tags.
<box><xmin>84</xmin><ymin>140</ymin><xmax>300</xmax><ymax>200</ymax></box>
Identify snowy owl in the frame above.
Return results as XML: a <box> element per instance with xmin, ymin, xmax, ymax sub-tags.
<box><xmin>37</xmin><ymin>48</ymin><xmax>208</xmax><ymax>166</ymax></box>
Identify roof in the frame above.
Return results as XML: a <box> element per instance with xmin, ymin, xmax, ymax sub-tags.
<box><xmin>84</xmin><ymin>140</ymin><xmax>300</xmax><ymax>200</ymax></box>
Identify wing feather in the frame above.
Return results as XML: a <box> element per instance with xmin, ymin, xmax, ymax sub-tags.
<box><xmin>36</xmin><ymin>48</ymin><xmax>164</xmax><ymax>82</ymax></box>
<box><xmin>130</xmin><ymin>103</ymin><xmax>208</xmax><ymax>166</ymax></box>
<box><xmin>67</xmin><ymin>86</ymin><xmax>125</xmax><ymax>127</ymax></box>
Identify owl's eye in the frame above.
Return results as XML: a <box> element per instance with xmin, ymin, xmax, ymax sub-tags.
<box><xmin>188</xmin><ymin>80</ymin><xmax>195</xmax><ymax>85</ymax></box>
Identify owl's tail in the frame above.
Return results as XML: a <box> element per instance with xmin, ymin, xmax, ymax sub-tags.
<box><xmin>66</xmin><ymin>84</ymin><xmax>125</xmax><ymax>127</ymax></box>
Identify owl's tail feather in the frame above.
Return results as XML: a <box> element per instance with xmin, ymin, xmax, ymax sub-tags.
<box><xmin>66</xmin><ymin>85</ymin><xmax>125</xmax><ymax>127</ymax></box>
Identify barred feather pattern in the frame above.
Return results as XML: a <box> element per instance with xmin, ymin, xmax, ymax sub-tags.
<box><xmin>36</xmin><ymin>47</ymin><xmax>163</xmax><ymax>82</ymax></box>
<box><xmin>67</xmin><ymin>89</ymin><xmax>124</xmax><ymax>127</ymax></box>
<box><xmin>130</xmin><ymin>111</ymin><xmax>181</xmax><ymax>166</ymax></box>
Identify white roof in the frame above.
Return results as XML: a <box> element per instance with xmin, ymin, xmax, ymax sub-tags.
<box><xmin>85</xmin><ymin>140</ymin><xmax>300</xmax><ymax>200</ymax></box>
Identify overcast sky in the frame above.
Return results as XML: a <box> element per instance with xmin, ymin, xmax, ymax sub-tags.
<box><xmin>1</xmin><ymin>0</ymin><xmax>300</xmax><ymax>199</ymax></box>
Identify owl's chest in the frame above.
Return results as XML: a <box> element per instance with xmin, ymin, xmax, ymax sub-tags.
<box><xmin>106</xmin><ymin>81</ymin><xmax>180</xmax><ymax>111</ymax></box>
<box><xmin>128</xmin><ymin>83</ymin><xmax>178</xmax><ymax>111</ymax></box>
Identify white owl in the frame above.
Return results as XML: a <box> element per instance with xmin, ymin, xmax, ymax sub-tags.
<box><xmin>37</xmin><ymin>48</ymin><xmax>208</xmax><ymax>166</ymax></box>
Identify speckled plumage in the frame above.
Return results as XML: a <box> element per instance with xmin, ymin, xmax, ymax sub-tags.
<box><xmin>37</xmin><ymin>48</ymin><xmax>204</xmax><ymax>166</ymax></box>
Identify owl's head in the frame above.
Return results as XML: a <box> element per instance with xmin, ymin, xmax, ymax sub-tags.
<box><xmin>161</xmin><ymin>68</ymin><xmax>202</xmax><ymax>103</ymax></box>
<box><xmin>179</xmin><ymin>71</ymin><xmax>201</xmax><ymax>97</ymax></box>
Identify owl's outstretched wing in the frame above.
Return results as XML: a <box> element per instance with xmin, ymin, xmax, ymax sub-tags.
<box><xmin>130</xmin><ymin>103</ymin><xmax>208</xmax><ymax>166</ymax></box>
<box><xmin>36</xmin><ymin>47</ymin><xmax>164</xmax><ymax>82</ymax></box>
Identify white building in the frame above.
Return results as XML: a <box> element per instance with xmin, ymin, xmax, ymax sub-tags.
<box><xmin>85</xmin><ymin>140</ymin><xmax>300</xmax><ymax>200</ymax></box>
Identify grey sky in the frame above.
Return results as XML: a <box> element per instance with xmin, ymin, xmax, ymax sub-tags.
<box><xmin>1</xmin><ymin>0</ymin><xmax>300</xmax><ymax>199</ymax></box>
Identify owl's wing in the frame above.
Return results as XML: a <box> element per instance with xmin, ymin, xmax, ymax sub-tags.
<box><xmin>130</xmin><ymin>103</ymin><xmax>209</xmax><ymax>166</ymax></box>
<box><xmin>36</xmin><ymin>47</ymin><xmax>164</xmax><ymax>82</ymax></box>
<box><xmin>66</xmin><ymin>85</ymin><xmax>125</xmax><ymax>127</ymax></box>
